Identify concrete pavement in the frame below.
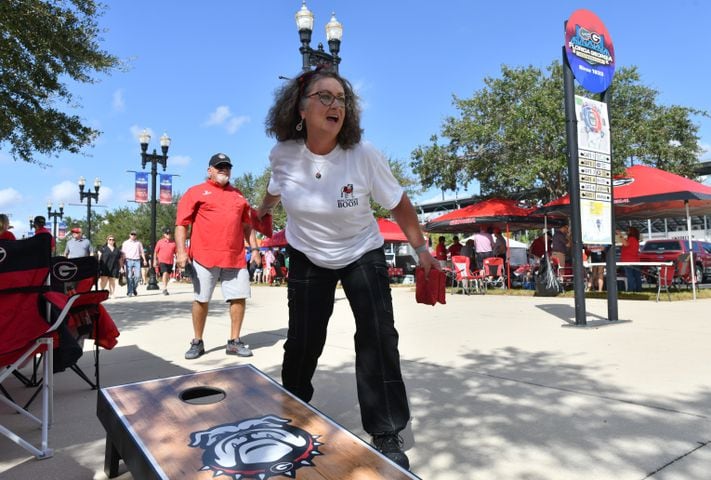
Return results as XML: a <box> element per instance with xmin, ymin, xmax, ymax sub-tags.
<box><xmin>2</xmin><ymin>282</ymin><xmax>711</xmax><ymax>479</ymax></box>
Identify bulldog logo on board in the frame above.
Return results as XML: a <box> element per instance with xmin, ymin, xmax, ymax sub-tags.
<box><xmin>189</xmin><ymin>415</ymin><xmax>322</xmax><ymax>479</ymax></box>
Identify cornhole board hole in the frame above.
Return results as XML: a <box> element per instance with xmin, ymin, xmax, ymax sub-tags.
<box><xmin>97</xmin><ymin>364</ymin><xmax>418</xmax><ymax>479</ymax></box>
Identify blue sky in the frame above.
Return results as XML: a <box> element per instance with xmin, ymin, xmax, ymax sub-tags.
<box><xmin>2</xmin><ymin>0</ymin><xmax>710</xmax><ymax>238</ymax></box>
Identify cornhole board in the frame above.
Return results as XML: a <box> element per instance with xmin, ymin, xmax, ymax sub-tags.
<box><xmin>97</xmin><ymin>364</ymin><xmax>419</xmax><ymax>479</ymax></box>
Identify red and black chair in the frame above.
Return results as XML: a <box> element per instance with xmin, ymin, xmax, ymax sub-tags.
<box><xmin>0</xmin><ymin>235</ymin><xmax>84</xmax><ymax>458</ymax></box>
<box><xmin>49</xmin><ymin>255</ymin><xmax>117</xmax><ymax>389</ymax></box>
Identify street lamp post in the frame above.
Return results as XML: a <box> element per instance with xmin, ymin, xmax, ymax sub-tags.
<box><xmin>78</xmin><ymin>176</ymin><xmax>100</xmax><ymax>242</ymax></box>
<box><xmin>47</xmin><ymin>202</ymin><xmax>64</xmax><ymax>254</ymax></box>
<box><xmin>295</xmin><ymin>1</ymin><xmax>343</xmax><ymax>72</ymax></box>
<box><xmin>139</xmin><ymin>130</ymin><xmax>171</xmax><ymax>291</ymax></box>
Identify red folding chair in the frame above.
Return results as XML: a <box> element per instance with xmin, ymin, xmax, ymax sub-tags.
<box><xmin>0</xmin><ymin>235</ymin><xmax>88</xmax><ymax>458</ymax></box>
<box><xmin>49</xmin><ymin>255</ymin><xmax>117</xmax><ymax>389</ymax></box>
<box><xmin>451</xmin><ymin>255</ymin><xmax>479</xmax><ymax>294</ymax></box>
<box><xmin>482</xmin><ymin>257</ymin><xmax>506</xmax><ymax>289</ymax></box>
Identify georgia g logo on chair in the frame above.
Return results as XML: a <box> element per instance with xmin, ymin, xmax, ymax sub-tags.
<box><xmin>53</xmin><ymin>261</ymin><xmax>78</xmax><ymax>281</ymax></box>
<box><xmin>0</xmin><ymin>247</ymin><xmax>6</xmax><ymax>264</ymax></box>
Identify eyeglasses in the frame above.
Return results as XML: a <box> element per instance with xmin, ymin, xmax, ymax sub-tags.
<box><xmin>130</xmin><ymin>233</ymin><xmax>136</xmax><ymax>236</ymax></box>
<box><xmin>108</xmin><ymin>238</ymin><xmax>115</xmax><ymax>241</ymax></box>
<box><xmin>306</xmin><ymin>91</ymin><xmax>347</xmax><ymax>108</ymax></box>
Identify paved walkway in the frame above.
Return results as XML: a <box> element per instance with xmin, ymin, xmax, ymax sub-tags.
<box><xmin>2</xmin><ymin>282</ymin><xmax>711</xmax><ymax>479</ymax></box>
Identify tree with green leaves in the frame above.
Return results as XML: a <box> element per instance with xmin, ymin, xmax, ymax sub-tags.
<box><xmin>411</xmin><ymin>62</ymin><xmax>708</xmax><ymax>204</ymax></box>
<box><xmin>56</xmin><ymin>200</ymin><xmax>179</xmax><ymax>254</ymax></box>
<box><xmin>0</xmin><ymin>0</ymin><xmax>121</xmax><ymax>164</ymax></box>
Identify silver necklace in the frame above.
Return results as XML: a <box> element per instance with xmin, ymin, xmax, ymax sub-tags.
<box><xmin>313</xmin><ymin>160</ymin><xmax>326</xmax><ymax>179</ymax></box>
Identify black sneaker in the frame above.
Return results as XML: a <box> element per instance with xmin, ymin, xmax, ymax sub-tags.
<box><xmin>184</xmin><ymin>339</ymin><xmax>205</xmax><ymax>360</ymax></box>
<box><xmin>163</xmin><ymin>289</ymin><xmax>169</xmax><ymax>296</ymax></box>
<box><xmin>226</xmin><ymin>339</ymin><xmax>253</xmax><ymax>357</ymax></box>
<box><xmin>372</xmin><ymin>433</ymin><xmax>410</xmax><ymax>470</ymax></box>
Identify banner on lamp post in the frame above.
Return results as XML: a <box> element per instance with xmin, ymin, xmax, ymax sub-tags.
<box><xmin>58</xmin><ymin>221</ymin><xmax>67</xmax><ymax>240</ymax></box>
<box><xmin>135</xmin><ymin>172</ymin><xmax>149</xmax><ymax>203</ymax></box>
<box><xmin>159</xmin><ymin>174</ymin><xmax>173</xmax><ymax>204</ymax></box>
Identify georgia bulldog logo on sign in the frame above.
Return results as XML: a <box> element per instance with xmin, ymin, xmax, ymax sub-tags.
<box><xmin>189</xmin><ymin>415</ymin><xmax>323</xmax><ymax>479</ymax></box>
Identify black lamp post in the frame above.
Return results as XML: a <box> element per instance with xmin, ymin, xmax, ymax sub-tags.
<box><xmin>29</xmin><ymin>217</ymin><xmax>34</xmax><ymax>231</ymax></box>
<box><xmin>295</xmin><ymin>1</ymin><xmax>343</xmax><ymax>72</ymax></box>
<box><xmin>47</xmin><ymin>202</ymin><xmax>64</xmax><ymax>254</ymax></box>
<box><xmin>139</xmin><ymin>129</ymin><xmax>171</xmax><ymax>291</ymax></box>
<box><xmin>78</xmin><ymin>176</ymin><xmax>100</xmax><ymax>242</ymax></box>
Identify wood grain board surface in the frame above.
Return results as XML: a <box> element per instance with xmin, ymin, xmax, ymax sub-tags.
<box><xmin>100</xmin><ymin>364</ymin><xmax>417</xmax><ymax>479</ymax></box>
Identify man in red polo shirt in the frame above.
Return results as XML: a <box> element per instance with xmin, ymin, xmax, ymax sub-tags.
<box><xmin>176</xmin><ymin>153</ymin><xmax>260</xmax><ymax>360</ymax></box>
<box><xmin>154</xmin><ymin>227</ymin><xmax>177</xmax><ymax>295</ymax></box>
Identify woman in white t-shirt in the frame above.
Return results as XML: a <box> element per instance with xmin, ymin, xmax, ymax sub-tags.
<box><xmin>256</xmin><ymin>67</ymin><xmax>438</xmax><ymax>470</ymax></box>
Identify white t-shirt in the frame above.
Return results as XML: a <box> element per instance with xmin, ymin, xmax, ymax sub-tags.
<box><xmin>267</xmin><ymin>140</ymin><xmax>404</xmax><ymax>269</ymax></box>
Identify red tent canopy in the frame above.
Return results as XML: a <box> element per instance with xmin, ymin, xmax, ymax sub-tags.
<box><xmin>536</xmin><ymin>165</ymin><xmax>711</xmax><ymax>219</ymax></box>
<box><xmin>377</xmin><ymin>218</ymin><xmax>408</xmax><ymax>242</ymax></box>
<box><xmin>260</xmin><ymin>230</ymin><xmax>287</xmax><ymax>248</ymax></box>
<box><xmin>424</xmin><ymin>198</ymin><xmax>537</xmax><ymax>233</ymax></box>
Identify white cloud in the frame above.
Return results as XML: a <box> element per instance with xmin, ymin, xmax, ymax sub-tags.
<box><xmin>51</xmin><ymin>181</ymin><xmax>81</xmax><ymax>205</ymax></box>
<box><xmin>0</xmin><ymin>188</ymin><xmax>22</xmax><ymax>208</ymax></box>
<box><xmin>226</xmin><ymin>116</ymin><xmax>250</xmax><ymax>134</ymax></box>
<box><xmin>97</xmin><ymin>185</ymin><xmax>113</xmax><ymax>204</ymax></box>
<box><xmin>700</xmin><ymin>142</ymin><xmax>711</xmax><ymax>160</ymax></box>
<box><xmin>205</xmin><ymin>106</ymin><xmax>232</xmax><ymax>126</ymax></box>
<box><xmin>204</xmin><ymin>106</ymin><xmax>250</xmax><ymax>135</ymax></box>
<box><xmin>112</xmin><ymin>89</ymin><xmax>125</xmax><ymax>112</ymax></box>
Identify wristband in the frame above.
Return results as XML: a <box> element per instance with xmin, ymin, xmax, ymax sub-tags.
<box><xmin>414</xmin><ymin>244</ymin><xmax>428</xmax><ymax>254</ymax></box>
<box><xmin>251</xmin><ymin>247</ymin><xmax>260</xmax><ymax>252</ymax></box>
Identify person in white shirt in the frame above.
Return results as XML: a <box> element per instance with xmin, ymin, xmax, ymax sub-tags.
<box><xmin>256</xmin><ymin>67</ymin><xmax>439</xmax><ymax>470</ymax></box>
<box><xmin>120</xmin><ymin>231</ymin><xmax>147</xmax><ymax>297</ymax></box>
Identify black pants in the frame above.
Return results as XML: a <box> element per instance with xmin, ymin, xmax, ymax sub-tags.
<box><xmin>282</xmin><ymin>246</ymin><xmax>410</xmax><ymax>435</ymax></box>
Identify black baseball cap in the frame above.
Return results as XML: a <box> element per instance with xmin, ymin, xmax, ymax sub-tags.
<box><xmin>209</xmin><ymin>153</ymin><xmax>232</xmax><ymax>168</ymax></box>
<box><xmin>34</xmin><ymin>215</ymin><xmax>46</xmax><ymax>226</ymax></box>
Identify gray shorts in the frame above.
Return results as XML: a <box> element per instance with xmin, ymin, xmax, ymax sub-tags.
<box><xmin>191</xmin><ymin>260</ymin><xmax>251</xmax><ymax>303</ymax></box>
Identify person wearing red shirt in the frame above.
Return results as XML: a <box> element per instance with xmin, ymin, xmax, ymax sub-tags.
<box><xmin>0</xmin><ymin>214</ymin><xmax>15</xmax><ymax>240</ymax></box>
<box><xmin>153</xmin><ymin>227</ymin><xmax>177</xmax><ymax>295</ymax></box>
<box><xmin>435</xmin><ymin>236</ymin><xmax>447</xmax><ymax>261</ymax></box>
<box><xmin>176</xmin><ymin>153</ymin><xmax>260</xmax><ymax>360</ymax></box>
<box><xmin>32</xmin><ymin>216</ymin><xmax>55</xmax><ymax>250</ymax></box>
<box><xmin>448</xmin><ymin>235</ymin><xmax>463</xmax><ymax>258</ymax></box>
<box><xmin>620</xmin><ymin>226</ymin><xmax>641</xmax><ymax>292</ymax></box>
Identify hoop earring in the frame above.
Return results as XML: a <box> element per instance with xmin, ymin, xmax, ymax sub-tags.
<box><xmin>295</xmin><ymin>118</ymin><xmax>304</xmax><ymax>132</ymax></box>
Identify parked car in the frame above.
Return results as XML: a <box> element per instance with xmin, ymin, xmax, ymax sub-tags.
<box><xmin>638</xmin><ymin>239</ymin><xmax>711</xmax><ymax>283</ymax></box>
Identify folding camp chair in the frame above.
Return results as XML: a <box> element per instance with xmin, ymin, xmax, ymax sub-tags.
<box><xmin>49</xmin><ymin>255</ymin><xmax>113</xmax><ymax>390</ymax></box>
<box><xmin>482</xmin><ymin>257</ymin><xmax>506</xmax><ymax>289</ymax></box>
<box><xmin>0</xmin><ymin>235</ymin><xmax>88</xmax><ymax>458</ymax></box>
<box><xmin>451</xmin><ymin>255</ymin><xmax>479</xmax><ymax>294</ymax></box>
<box><xmin>550</xmin><ymin>256</ymin><xmax>574</xmax><ymax>290</ymax></box>
<box><xmin>656</xmin><ymin>264</ymin><xmax>676</xmax><ymax>302</ymax></box>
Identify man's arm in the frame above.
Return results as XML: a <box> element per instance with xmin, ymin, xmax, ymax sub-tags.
<box><xmin>243</xmin><ymin>221</ymin><xmax>260</xmax><ymax>266</ymax></box>
<box><xmin>175</xmin><ymin>225</ymin><xmax>189</xmax><ymax>268</ymax></box>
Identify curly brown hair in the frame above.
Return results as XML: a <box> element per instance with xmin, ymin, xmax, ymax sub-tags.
<box><xmin>265</xmin><ymin>68</ymin><xmax>362</xmax><ymax>149</ymax></box>
<box><xmin>627</xmin><ymin>226</ymin><xmax>640</xmax><ymax>240</ymax></box>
